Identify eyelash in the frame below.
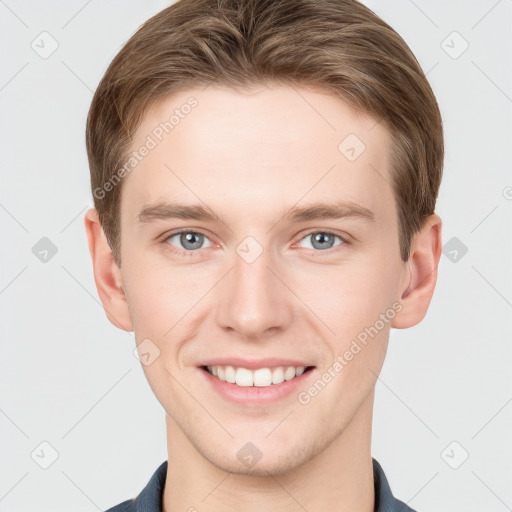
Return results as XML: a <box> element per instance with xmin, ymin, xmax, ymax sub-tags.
<box><xmin>160</xmin><ymin>229</ymin><xmax>350</xmax><ymax>257</ymax></box>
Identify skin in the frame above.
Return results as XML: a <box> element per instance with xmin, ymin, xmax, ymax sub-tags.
<box><xmin>84</xmin><ymin>83</ymin><xmax>442</xmax><ymax>512</ymax></box>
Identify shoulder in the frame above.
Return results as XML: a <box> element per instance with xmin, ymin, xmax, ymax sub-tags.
<box><xmin>103</xmin><ymin>498</ymin><xmax>136</xmax><ymax>512</ymax></box>
<box><xmin>373</xmin><ymin>458</ymin><xmax>418</xmax><ymax>512</ymax></box>
<box><xmin>102</xmin><ymin>460</ymin><xmax>168</xmax><ymax>512</ymax></box>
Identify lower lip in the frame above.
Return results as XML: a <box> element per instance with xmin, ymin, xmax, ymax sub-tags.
<box><xmin>198</xmin><ymin>366</ymin><xmax>316</xmax><ymax>407</ymax></box>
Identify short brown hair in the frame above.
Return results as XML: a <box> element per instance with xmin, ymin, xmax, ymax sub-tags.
<box><xmin>86</xmin><ymin>0</ymin><xmax>444</xmax><ymax>267</ymax></box>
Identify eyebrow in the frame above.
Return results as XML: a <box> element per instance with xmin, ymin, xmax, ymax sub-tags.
<box><xmin>137</xmin><ymin>200</ymin><xmax>375</xmax><ymax>225</ymax></box>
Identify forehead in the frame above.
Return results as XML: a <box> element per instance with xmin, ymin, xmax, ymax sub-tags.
<box><xmin>121</xmin><ymin>84</ymin><xmax>395</xmax><ymax>226</ymax></box>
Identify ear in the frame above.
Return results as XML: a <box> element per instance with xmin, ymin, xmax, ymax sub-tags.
<box><xmin>84</xmin><ymin>208</ymin><xmax>133</xmax><ymax>331</ymax></box>
<box><xmin>392</xmin><ymin>213</ymin><xmax>442</xmax><ymax>329</ymax></box>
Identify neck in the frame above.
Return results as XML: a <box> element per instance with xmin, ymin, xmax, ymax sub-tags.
<box><xmin>163</xmin><ymin>390</ymin><xmax>375</xmax><ymax>512</ymax></box>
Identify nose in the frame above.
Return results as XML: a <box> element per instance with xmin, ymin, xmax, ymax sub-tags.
<box><xmin>215</xmin><ymin>247</ymin><xmax>294</xmax><ymax>340</ymax></box>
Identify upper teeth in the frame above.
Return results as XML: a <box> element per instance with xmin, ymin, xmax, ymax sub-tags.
<box><xmin>207</xmin><ymin>365</ymin><xmax>307</xmax><ymax>387</ymax></box>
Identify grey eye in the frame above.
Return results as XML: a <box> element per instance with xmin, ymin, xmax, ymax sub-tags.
<box><xmin>167</xmin><ymin>231</ymin><xmax>212</xmax><ymax>251</ymax></box>
<box><xmin>299</xmin><ymin>232</ymin><xmax>343</xmax><ymax>251</ymax></box>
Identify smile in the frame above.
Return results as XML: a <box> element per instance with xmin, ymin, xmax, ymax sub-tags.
<box><xmin>202</xmin><ymin>365</ymin><xmax>315</xmax><ymax>387</ymax></box>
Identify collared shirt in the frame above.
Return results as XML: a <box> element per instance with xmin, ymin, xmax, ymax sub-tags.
<box><xmin>104</xmin><ymin>458</ymin><xmax>417</xmax><ymax>512</ymax></box>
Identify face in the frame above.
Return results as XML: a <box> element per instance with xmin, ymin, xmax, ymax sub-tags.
<box><xmin>106</xmin><ymin>84</ymin><xmax>412</xmax><ymax>475</ymax></box>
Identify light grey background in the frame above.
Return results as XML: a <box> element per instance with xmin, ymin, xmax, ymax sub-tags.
<box><xmin>1</xmin><ymin>0</ymin><xmax>511</xmax><ymax>510</ymax></box>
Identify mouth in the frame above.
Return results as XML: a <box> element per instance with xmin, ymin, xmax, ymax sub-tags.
<box><xmin>200</xmin><ymin>364</ymin><xmax>316</xmax><ymax>387</ymax></box>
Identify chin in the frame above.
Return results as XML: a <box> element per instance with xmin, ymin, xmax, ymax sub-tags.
<box><xmin>199</xmin><ymin>436</ymin><xmax>319</xmax><ymax>477</ymax></box>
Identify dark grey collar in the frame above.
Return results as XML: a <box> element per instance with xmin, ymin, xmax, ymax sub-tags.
<box><xmin>105</xmin><ymin>458</ymin><xmax>417</xmax><ymax>512</ymax></box>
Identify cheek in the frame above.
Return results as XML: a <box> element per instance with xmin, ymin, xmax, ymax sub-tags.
<box><xmin>300</xmin><ymin>264</ymin><xmax>394</xmax><ymax>407</ymax></box>
<box><xmin>123</xmin><ymin>254</ymin><xmax>205</xmax><ymax>331</ymax></box>
<box><xmin>298</xmin><ymin>254</ymin><xmax>398</xmax><ymax>334</ymax></box>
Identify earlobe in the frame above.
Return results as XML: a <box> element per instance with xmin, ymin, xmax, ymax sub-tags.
<box><xmin>84</xmin><ymin>208</ymin><xmax>133</xmax><ymax>332</ymax></box>
<box><xmin>392</xmin><ymin>213</ymin><xmax>442</xmax><ymax>329</ymax></box>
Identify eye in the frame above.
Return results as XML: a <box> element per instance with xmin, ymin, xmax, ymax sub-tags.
<box><xmin>161</xmin><ymin>229</ymin><xmax>348</xmax><ymax>256</ymax></box>
<box><xmin>297</xmin><ymin>231</ymin><xmax>347</xmax><ymax>252</ymax></box>
<box><xmin>163</xmin><ymin>230</ymin><xmax>213</xmax><ymax>254</ymax></box>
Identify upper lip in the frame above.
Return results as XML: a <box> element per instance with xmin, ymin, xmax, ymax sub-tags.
<box><xmin>197</xmin><ymin>357</ymin><xmax>315</xmax><ymax>370</ymax></box>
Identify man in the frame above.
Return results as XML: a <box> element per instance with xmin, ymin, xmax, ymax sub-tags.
<box><xmin>84</xmin><ymin>0</ymin><xmax>443</xmax><ymax>510</ymax></box>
